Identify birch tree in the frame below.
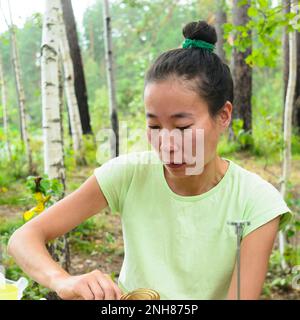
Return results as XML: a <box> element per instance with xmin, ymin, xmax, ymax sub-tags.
<box><xmin>41</xmin><ymin>0</ymin><xmax>70</xmax><ymax>283</ymax></box>
<box><xmin>279</xmin><ymin>0</ymin><xmax>298</xmax><ymax>270</ymax></box>
<box><xmin>7</xmin><ymin>1</ymin><xmax>33</xmax><ymax>172</ymax></box>
<box><xmin>0</xmin><ymin>55</ymin><xmax>12</xmax><ymax>161</ymax></box>
<box><xmin>282</xmin><ymin>0</ymin><xmax>300</xmax><ymax>132</ymax></box>
<box><xmin>41</xmin><ymin>0</ymin><xmax>65</xmax><ymax>181</ymax></box>
<box><xmin>103</xmin><ymin>0</ymin><xmax>119</xmax><ymax>158</ymax></box>
<box><xmin>57</xmin><ymin>0</ymin><xmax>85</xmax><ymax>165</ymax></box>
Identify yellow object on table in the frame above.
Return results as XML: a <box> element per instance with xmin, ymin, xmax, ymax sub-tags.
<box><xmin>0</xmin><ymin>284</ymin><xmax>19</xmax><ymax>300</ymax></box>
<box><xmin>0</xmin><ymin>269</ymin><xmax>28</xmax><ymax>300</ymax></box>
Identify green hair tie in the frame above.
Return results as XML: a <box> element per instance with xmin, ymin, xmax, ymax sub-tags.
<box><xmin>182</xmin><ymin>38</ymin><xmax>215</xmax><ymax>53</ymax></box>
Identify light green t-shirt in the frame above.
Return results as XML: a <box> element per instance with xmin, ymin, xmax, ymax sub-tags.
<box><xmin>93</xmin><ymin>150</ymin><xmax>293</xmax><ymax>300</ymax></box>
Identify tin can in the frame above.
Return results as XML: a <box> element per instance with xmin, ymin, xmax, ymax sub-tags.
<box><xmin>120</xmin><ymin>288</ymin><xmax>160</xmax><ymax>300</ymax></box>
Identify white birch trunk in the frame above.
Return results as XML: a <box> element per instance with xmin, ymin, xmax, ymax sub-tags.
<box><xmin>103</xmin><ymin>0</ymin><xmax>119</xmax><ymax>157</ymax></box>
<box><xmin>0</xmin><ymin>56</ymin><xmax>12</xmax><ymax>161</ymax></box>
<box><xmin>41</xmin><ymin>0</ymin><xmax>65</xmax><ymax>182</ymax></box>
<box><xmin>279</xmin><ymin>0</ymin><xmax>297</xmax><ymax>270</ymax></box>
<box><xmin>57</xmin><ymin>0</ymin><xmax>84</xmax><ymax>163</ymax></box>
<box><xmin>41</xmin><ymin>0</ymin><xmax>70</xmax><ymax>281</ymax></box>
<box><xmin>7</xmin><ymin>1</ymin><xmax>33</xmax><ymax>172</ymax></box>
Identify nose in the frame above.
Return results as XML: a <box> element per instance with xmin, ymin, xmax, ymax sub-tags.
<box><xmin>160</xmin><ymin>129</ymin><xmax>182</xmax><ymax>162</ymax></box>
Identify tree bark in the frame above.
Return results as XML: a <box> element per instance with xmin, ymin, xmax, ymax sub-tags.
<box><xmin>293</xmin><ymin>32</ymin><xmax>300</xmax><ymax>132</ymax></box>
<box><xmin>232</xmin><ymin>0</ymin><xmax>252</xmax><ymax>136</ymax></box>
<box><xmin>7</xmin><ymin>2</ymin><xmax>33</xmax><ymax>173</ymax></box>
<box><xmin>58</xmin><ymin>0</ymin><xmax>85</xmax><ymax>165</ymax></box>
<box><xmin>41</xmin><ymin>0</ymin><xmax>70</xmax><ymax>294</ymax></box>
<box><xmin>283</xmin><ymin>0</ymin><xmax>300</xmax><ymax>133</ymax></box>
<box><xmin>41</xmin><ymin>0</ymin><xmax>65</xmax><ymax>182</ymax></box>
<box><xmin>61</xmin><ymin>0</ymin><xmax>92</xmax><ymax>135</ymax></box>
<box><xmin>0</xmin><ymin>55</ymin><xmax>12</xmax><ymax>161</ymax></box>
<box><xmin>103</xmin><ymin>0</ymin><xmax>119</xmax><ymax>158</ymax></box>
<box><xmin>283</xmin><ymin>0</ymin><xmax>290</xmax><ymax>103</ymax></box>
<box><xmin>215</xmin><ymin>0</ymin><xmax>227</xmax><ymax>63</ymax></box>
<box><xmin>279</xmin><ymin>0</ymin><xmax>298</xmax><ymax>270</ymax></box>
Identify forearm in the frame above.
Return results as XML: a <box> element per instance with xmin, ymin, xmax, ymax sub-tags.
<box><xmin>7</xmin><ymin>227</ymin><xmax>70</xmax><ymax>292</ymax></box>
<box><xmin>226</xmin><ymin>272</ymin><xmax>263</xmax><ymax>300</ymax></box>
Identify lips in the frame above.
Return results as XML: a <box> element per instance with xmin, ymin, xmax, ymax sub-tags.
<box><xmin>165</xmin><ymin>162</ymin><xmax>186</xmax><ymax>169</ymax></box>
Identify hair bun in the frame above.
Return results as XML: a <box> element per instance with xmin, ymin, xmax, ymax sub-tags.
<box><xmin>182</xmin><ymin>20</ymin><xmax>217</xmax><ymax>45</ymax></box>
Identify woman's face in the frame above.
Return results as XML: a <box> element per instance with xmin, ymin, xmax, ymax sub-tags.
<box><xmin>144</xmin><ymin>78</ymin><xmax>231</xmax><ymax>176</ymax></box>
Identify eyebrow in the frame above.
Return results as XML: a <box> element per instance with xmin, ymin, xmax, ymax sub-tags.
<box><xmin>146</xmin><ymin>112</ymin><xmax>194</xmax><ymax>119</ymax></box>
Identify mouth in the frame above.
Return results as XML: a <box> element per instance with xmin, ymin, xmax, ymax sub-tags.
<box><xmin>164</xmin><ymin>162</ymin><xmax>186</xmax><ymax>169</ymax></box>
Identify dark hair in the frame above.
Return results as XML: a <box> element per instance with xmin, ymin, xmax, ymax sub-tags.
<box><xmin>144</xmin><ymin>20</ymin><xmax>234</xmax><ymax>117</ymax></box>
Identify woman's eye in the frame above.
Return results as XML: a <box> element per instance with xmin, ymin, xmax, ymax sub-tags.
<box><xmin>176</xmin><ymin>126</ymin><xmax>191</xmax><ymax>131</ymax></box>
<box><xmin>148</xmin><ymin>126</ymin><xmax>192</xmax><ymax>131</ymax></box>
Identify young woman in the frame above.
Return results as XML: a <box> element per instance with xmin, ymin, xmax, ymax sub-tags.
<box><xmin>8</xmin><ymin>21</ymin><xmax>293</xmax><ymax>300</ymax></box>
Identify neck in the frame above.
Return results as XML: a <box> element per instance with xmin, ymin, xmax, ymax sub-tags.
<box><xmin>163</xmin><ymin>155</ymin><xmax>229</xmax><ymax>196</ymax></box>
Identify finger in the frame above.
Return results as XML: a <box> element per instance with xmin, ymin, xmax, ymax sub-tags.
<box><xmin>75</xmin><ymin>280</ymin><xmax>95</xmax><ymax>300</ymax></box>
<box><xmin>95</xmin><ymin>273</ymin><xmax>116</xmax><ymax>300</ymax></box>
<box><xmin>104</xmin><ymin>274</ymin><xmax>123</xmax><ymax>299</ymax></box>
<box><xmin>88</xmin><ymin>277</ymin><xmax>105</xmax><ymax>300</ymax></box>
<box><xmin>112</xmin><ymin>283</ymin><xmax>123</xmax><ymax>300</ymax></box>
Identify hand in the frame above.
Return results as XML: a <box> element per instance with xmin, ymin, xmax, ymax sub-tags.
<box><xmin>53</xmin><ymin>270</ymin><xmax>123</xmax><ymax>300</ymax></box>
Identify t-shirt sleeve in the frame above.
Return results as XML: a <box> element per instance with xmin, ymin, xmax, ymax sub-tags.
<box><xmin>242</xmin><ymin>178</ymin><xmax>294</xmax><ymax>238</ymax></box>
<box><xmin>93</xmin><ymin>154</ymin><xmax>136</xmax><ymax>216</ymax></box>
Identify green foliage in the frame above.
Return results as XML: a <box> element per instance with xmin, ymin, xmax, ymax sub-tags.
<box><xmin>223</xmin><ymin>1</ymin><xmax>297</xmax><ymax>68</ymax></box>
<box><xmin>0</xmin><ymin>218</ymin><xmax>23</xmax><ymax>244</ymax></box>
<box><xmin>232</xmin><ymin>119</ymin><xmax>254</xmax><ymax>150</ymax></box>
<box><xmin>252</xmin><ymin>114</ymin><xmax>283</xmax><ymax>158</ymax></box>
<box><xmin>217</xmin><ymin>134</ymin><xmax>241</xmax><ymax>156</ymax></box>
<box><xmin>283</xmin><ymin>181</ymin><xmax>300</xmax><ymax>242</ymax></box>
<box><xmin>25</xmin><ymin>175</ymin><xmax>63</xmax><ymax>204</ymax></box>
<box><xmin>262</xmin><ymin>250</ymin><xmax>293</xmax><ymax>298</ymax></box>
<box><xmin>291</xmin><ymin>132</ymin><xmax>300</xmax><ymax>155</ymax></box>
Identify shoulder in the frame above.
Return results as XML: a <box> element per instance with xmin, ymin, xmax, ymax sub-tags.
<box><xmin>225</xmin><ymin>158</ymin><xmax>293</xmax><ymax>236</ymax></box>
<box><xmin>104</xmin><ymin>149</ymin><xmax>159</xmax><ymax>167</ymax></box>
<box><xmin>94</xmin><ymin>149</ymin><xmax>160</xmax><ymax>177</ymax></box>
<box><xmin>227</xmin><ymin>158</ymin><xmax>280</xmax><ymax>195</ymax></box>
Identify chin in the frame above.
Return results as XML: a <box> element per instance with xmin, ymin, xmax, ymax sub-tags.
<box><xmin>164</xmin><ymin>163</ymin><xmax>190</xmax><ymax>176</ymax></box>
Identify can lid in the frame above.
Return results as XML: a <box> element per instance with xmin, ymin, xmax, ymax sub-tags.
<box><xmin>120</xmin><ymin>288</ymin><xmax>160</xmax><ymax>300</ymax></box>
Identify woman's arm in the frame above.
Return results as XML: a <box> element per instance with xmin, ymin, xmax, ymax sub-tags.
<box><xmin>7</xmin><ymin>175</ymin><xmax>122</xmax><ymax>300</ymax></box>
<box><xmin>226</xmin><ymin>216</ymin><xmax>280</xmax><ymax>300</ymax></box>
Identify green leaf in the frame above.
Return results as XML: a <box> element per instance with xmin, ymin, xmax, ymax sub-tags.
<box><xmin>248</xmin><ymin>7</ymin><xmax>258</xmax><ymax>18</ymax></box>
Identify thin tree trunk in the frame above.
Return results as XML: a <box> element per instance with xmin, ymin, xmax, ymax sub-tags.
<box><xmin>215</xmin><ymin>0</ymin><xmax>227</xmax><ymax>63</ymax></box>
<box><xmin>61</xmin><ymin>0</ymin><xmax>92</xmax><ymax>135</ymax></box>
<box><xmin>283</xmin><ymin>0</ymin><xmax>290</xmax><ymax>106</ymax></box>
<box><xmin>103</xmin><ymin>0</ymin><xmax>119</xmax><ymax>158</ymax></box>
<box><xmin>279</xmin><ymin>0</ymin><xmax>297</xmax><ymax>270</ymax></box>
<box><xmin>7</xmin><ymin>1</ymin><xmax>33</xmax><ymax>173</ymax></box>
<box><xmin>283</xmin><ymin>0</ymin><xmax>300</xmax><ymax>133</ymax></box>
<box><xmin>41</xmin><ymin>0</ymin><xmax>70</xmax><ymax>294</ymax></box>
<box><xmin>0</xmin><ymin>55</ymin><xmax>12</xmax><ymax>161</ymax></box>
<box><xmin>58</xmin><ymin>54</ymin><xmax>67</xmax><ymax>195</ymax></box>
<box><xmin>41</xmin><ymin>0</ymin><xmax>65</xmax><ymax>181</ymax></box>
<box><xmin>293</xmin><ymin>32</ymin><xmax>300</xmax><ymax>131</ymax></box>
<box><xmin>58</xmin><ymin>0</ymin><xmax>85</xmax><ymax>165</ymax></box>
<box><xmin>232</xmin><ymin>0</ymin><xmax>252</xmax><ymax>138</ymax></box>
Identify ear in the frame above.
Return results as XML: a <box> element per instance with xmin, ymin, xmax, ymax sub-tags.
<box><xmin>216</xmin><ymin>101</ymin><xmax>232</xmax><ymax>132</ymax></box>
